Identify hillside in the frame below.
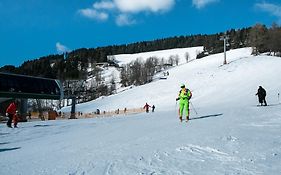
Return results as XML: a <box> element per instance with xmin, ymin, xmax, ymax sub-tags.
<box><xmin>62</xmin><ymin>47</ymin><xmax>280</xmax><ymax>113</ymax></box>
<box><xmin>1</xmin><ymin>47</ymin><xmax>281</xmax><ymax>174</ymax></box>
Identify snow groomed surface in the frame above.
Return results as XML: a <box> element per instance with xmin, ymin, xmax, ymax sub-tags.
<box><xmin>1</xmin><ymin>47</ymin><xmax>281</xmax><ymax>174</ymax></box>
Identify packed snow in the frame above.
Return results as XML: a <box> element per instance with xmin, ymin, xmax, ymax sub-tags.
<box><xmin>1</xmin><ymin>47</ymin><xmax>281</xmax><ymax>175</ymax></box>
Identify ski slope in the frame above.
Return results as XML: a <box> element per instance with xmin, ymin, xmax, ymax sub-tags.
<box><xmin>1</xmin><ymin>47</ymin><xmax>281</xmax><ymax>175</ymax></box>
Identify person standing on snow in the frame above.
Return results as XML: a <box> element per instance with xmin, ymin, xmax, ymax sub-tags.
<box><xmin>256</xmin><ymin>86</ymin><xmax>267</xmax><ymax>106</ymax></box>
<box><xmin>6</xmin><ymin>100</ymin><xmax>18</xmax><ymax>128</ymax></box>
<box><xmin>152</xmin><ymin>105</ymin><xmax>155</xmax><ymax>112</ymax></box>
<box><xmin>176</xmin><ymin>84</ymin><xmax>192</xmax><ymax>122</ymax></box>
<box><xmin>143</xmin><ymin>103</ymin><xmax>151</xmax><ymax>113</ymax></box>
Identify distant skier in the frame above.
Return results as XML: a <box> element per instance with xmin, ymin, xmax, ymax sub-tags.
<box><xmin>256</xmin><ymin>86</ymin><xmax>267</xmax><ymax>106</ymax></box>
<box><xmin>152</xmin><ymin>105</ymin><xmax>155</xmax><ymax>112</ymax></box>
<box><xmin>176</xmin><ymin>84</ymin><xmax>192</xmax><ymax>122</ymax></box>
<box><xmin>143</xmin><ymin>103</ymin><xmax>151</xmax><ymax>113</ymax></box>
<box><xmin>6</xmin><ymin>100</ymin><xmax>18</xmax><ymax>128</ymax></box>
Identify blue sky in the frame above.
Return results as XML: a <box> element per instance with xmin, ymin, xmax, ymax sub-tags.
<box><xmin>0</xmin><ymin>0</ymin><xmax>281</xmax><ymax>67</ymax></box>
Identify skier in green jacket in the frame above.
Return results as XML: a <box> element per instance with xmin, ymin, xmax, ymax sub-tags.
<box><xmin>176</xmin><ymin>84</ymin><xmax>192</xmax><ymax>122</ymax></box>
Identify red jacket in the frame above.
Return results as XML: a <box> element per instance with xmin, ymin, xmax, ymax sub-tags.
<box><xmin>6</xmin><ymin>102</ymin><xmax>17</xmax><ymax>115</ymax></box>
<box><xmin>143</xmin><ymin>103</ymin><xmax>151</xmax><ymax>110</ymax></box>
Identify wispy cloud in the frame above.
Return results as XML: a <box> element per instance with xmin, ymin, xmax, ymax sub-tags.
<box><xmin>116</xmin><ymin>14</ymin><xmax>136</xmax><ymax>26</ymax></box>
<box><xmin>56</xmin><ymin>42</ymin><xmax>70</xmax><ymax>54</ymax></box>
<box><xmin>93</xmin><ymin>1</ymin><xmax>115</xmax><ymax>10</ymax></box>
<box><xmin>255</xmin><ymin>2</ymin><xmax>281</xmax><ymax>23</ymax></box>
<box><xmin>114</xmin><ymin>0</ymin><xmax>175</xmax><ymax>13</ymax></box>
<box><xmin>78</xmin><ymin>8</ymin><xmax>109</xmax><ymax>21</ymax></box>
<box><xmin>192</xmin><ymin>0</ymin><xmax>219</xmax><ymax>9</ymax></box>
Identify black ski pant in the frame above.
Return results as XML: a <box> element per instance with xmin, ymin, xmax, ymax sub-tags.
<box><xmin>7</xmin><ymin>113</ymin><xmax>13</xmax><ymax>127</ymax></box>
<box><xmin>258</xmin><ymin>96</ymin><xmax>267</xmax><ymax>106</ymax></box>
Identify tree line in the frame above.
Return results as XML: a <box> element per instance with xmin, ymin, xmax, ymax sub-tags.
<box><xmin>2</xmin><ymin>23</ymin><xmax>281</xmax><ymax>79</ymax></box>
<box><xmin>1</xmin><ymin>23</ymin><xmax>281</xmax><ymax>105</ymax></box>
<box><xmin>0</xmin><ymin>26</ymin><xmax>249</xmax><ymax>79</ymax></box>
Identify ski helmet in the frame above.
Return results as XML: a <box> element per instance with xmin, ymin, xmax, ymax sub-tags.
<box><xmin>180</xmin><ymin>84</ymin><xmax>185</xmax><ymax>88</ymax></box>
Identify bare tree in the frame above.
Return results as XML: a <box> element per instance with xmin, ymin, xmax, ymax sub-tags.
<box><xmin>109</xmin><ymin>76</ymin><xmax>116</xmax><ymax>95</ymax></box>
<box><xmin>120</xmin><ymin>64</ymin><xmax>130</xmax><ymax>87</ymax></box>
<box><xmin>175</xmin><ymin>56</ymin><xmax>180</xmax><ymax>66</ymax></box>
<box><xmin>268</xmin><ymin>23</ymin><xmax>281</xmax><ymax>56</ymax></box>
<box><xmin>144</xmin><ymin>57</ymin><xmax>157</xmax><ymax>82</ymax></box>
<box><xmin>168</xmin><ymin>56</ymin><xmax>174</xmax><ymax>66</ymax></box>
<box><xmin>185</xmin><ymin>52</ymin><xmax>190</xmax><ymax>63</ymax></box>
<box><xmin>130</xmin><ymin>58</ymin><xmax>144</xmax><ymax>85</ymax></box>
<box><xmin>249</xmin><ymin>23</ymin><xmax>268</xmax><ymax>55</ymax></box>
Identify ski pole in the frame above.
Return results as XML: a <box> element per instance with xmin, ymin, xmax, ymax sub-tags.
<box><xmin>278</xmin><ymin>93</ymin><xmax>280</xmax><ymax>104</ymax></box>
<box><xmin>190</xmin><ymin>101</ymin><xmax>198</xmax><ymax>115</ymax></box>
<box><xmin>175</xmin><ymin>101</ymin><xmax>178</xmax><ymax>114</ymax></box>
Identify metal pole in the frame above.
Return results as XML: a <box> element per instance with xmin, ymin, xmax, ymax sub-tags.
<box><xmin>70</xmin><ymin>97</ymin><xmax>76</xmax><ymax>119</ymax></box>
<box><xmin>220</xmin><ymin>34</ymin><xmax>229</xmax><ymax>65</ymax></box>
<box><xmin>223</xmin><ymin>38</ymin><xmax>227</xmax><ymax>64</ymax></box>
<box><xmin>20</xmin><ymin>99</ymin><xmax>28</xmax><ymax>122</ymax></box>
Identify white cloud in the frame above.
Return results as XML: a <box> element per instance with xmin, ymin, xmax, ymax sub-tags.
<box><xmin>116</xmin><ymin>14</ymin><xmax>136</xmax><ymax>26</ymax></box>
<box><xmin>113</xmin><ymin>0</ymin><xmax>175</xmax><ymax>13</ymax></box>
<box><xmin>79</xmin><ymin>0</ymin><xmax>175</xmax><ymax>26</ymax></box>
<box><xmin>78</xmin><ymin>8</ymin><xmax>109</xmax><ymax>21</ymax></box>
<box><xmin>93</xmin><ymin>1</ymin><xmax>115</xmax><ymax>10</ymax></box>
<box><xmin>192</xmin><ymin>0</ymin><xmax>219</xmax><ymax>9</ymax></box>
<box><xmin>255</xmin><ymin>2</ymin><xmax>281</xmax><ymax>21</ymax></box>
<box><xmin>56</xmin><ymin>42</ymin><xmax>70</xmax><ymax>54</ymax></box>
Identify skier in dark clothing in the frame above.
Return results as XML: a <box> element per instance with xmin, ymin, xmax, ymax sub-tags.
<box><xmin>256</xmin><ymin>86</ymin><xmax>267</xmax><ymax>106</ymax></box>
<box><xmin>152</xmin><ymin>105</ymin><xmax>155</xmax><ymax>112</ymax></box>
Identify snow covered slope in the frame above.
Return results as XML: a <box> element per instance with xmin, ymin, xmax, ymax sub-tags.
<box><xmin>1</xmin><ymin>47</ymin><xmax>281</xmax><ymax>175</ymax></box>
<box><xmin>62</xmin><ymin>47</ymin><xmax>280</xmax><ymax>113</ymax></box>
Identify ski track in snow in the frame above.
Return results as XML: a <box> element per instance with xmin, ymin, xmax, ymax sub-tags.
<box><xmin>76</xmin><ymin>144</ymin><xmax>263</xmax><ymax>175</ymax></box>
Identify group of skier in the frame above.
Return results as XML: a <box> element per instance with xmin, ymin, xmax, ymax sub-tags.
<box><xmin>143</xmin><ymin>103</ymin><xmax>155</xmax><ymax>113</ymax></box>
<box><xmin>3</xmin><ymin>84</ymin><xmax>269</xmax><ymax>128</ymax></box>
<box><xmin>174</xmin><ymin>84</ymin><xmax>268</xmax><ymax>122</ymax></box>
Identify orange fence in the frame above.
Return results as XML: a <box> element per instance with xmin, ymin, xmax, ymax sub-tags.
<box><xmin>28</xmin><ymin>107</ymin><xmax>146</xmax><ymax>121</ymax></box>
<box><xmin>60</xmin><ymin>107</ymin><xmax>146</xmax><ymax>119</ymax></box>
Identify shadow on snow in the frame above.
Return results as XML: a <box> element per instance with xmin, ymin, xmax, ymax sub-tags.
<box><xmin>190</xmin><ymin>113</ymin><xmax>223</xmax><ymax>121</ymax></box>
<box><xmin>33</xmin><ymin>124</ymin><xmax>52</xmax><ymax>127</ymax></box>
<box><xmin>0</xmin><ymin>147</ymin><xmax>21</xmax><ymax>153</ymax></box>
<box><xmin>0</xmin><ymin>142</ymin><xmax>10</xmax><ymax>145</ymax></box>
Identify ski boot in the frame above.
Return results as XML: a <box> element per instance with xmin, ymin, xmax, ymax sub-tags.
<box><xmin>179</xmin><ymin>116</ymin><xmax>183</xmax><ymax>122</ymax></box>
<box><xmin>186</xmin><ymin>116</ymin><xmax>189</xmax><ymax>122</ymax></box>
